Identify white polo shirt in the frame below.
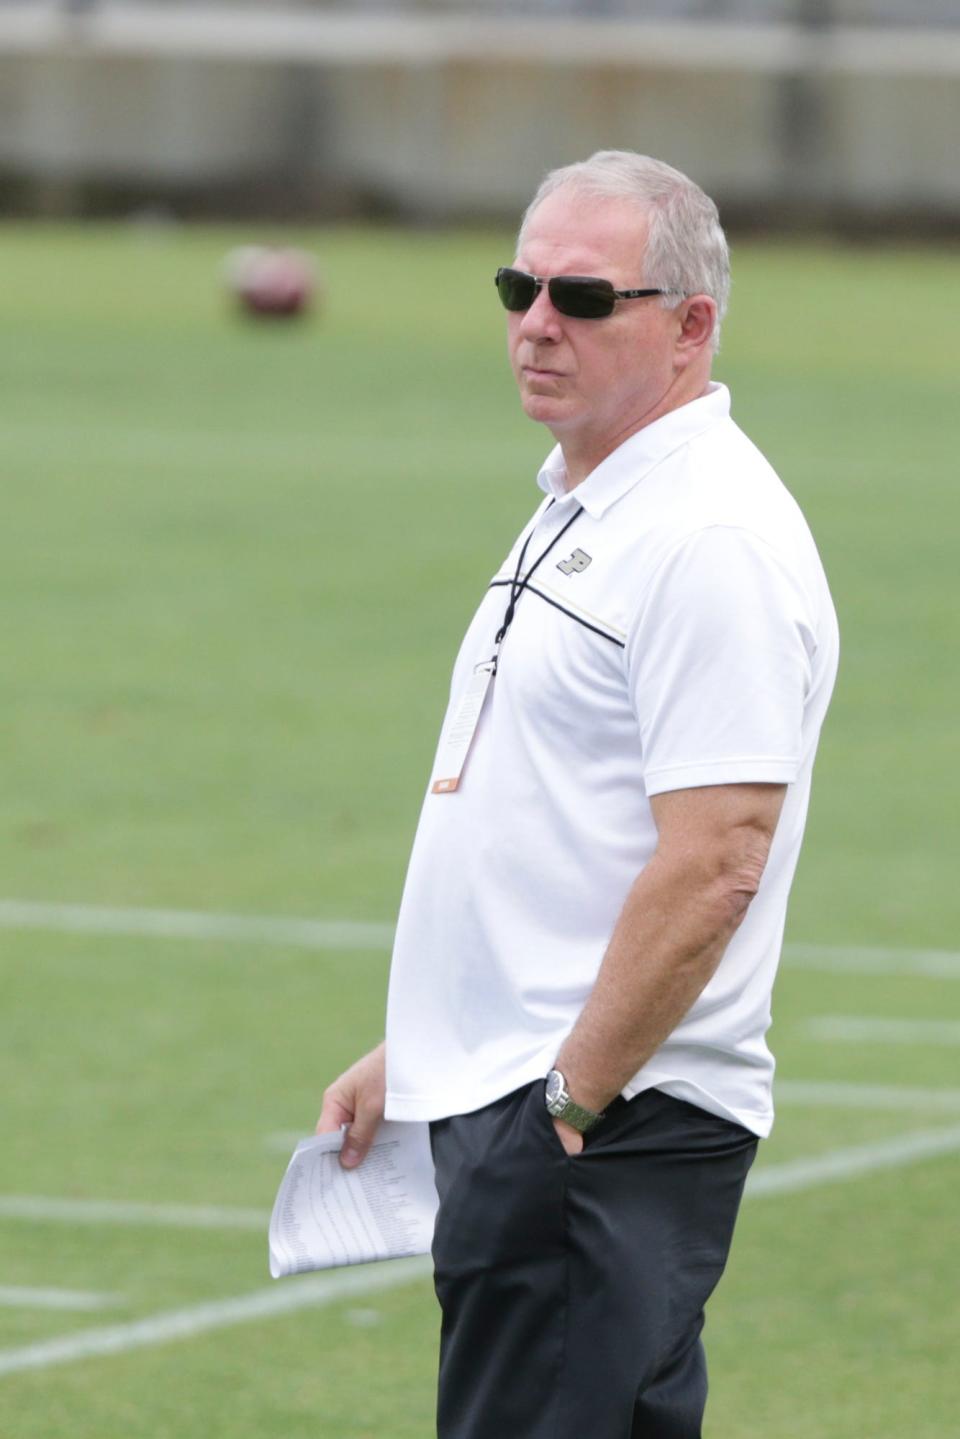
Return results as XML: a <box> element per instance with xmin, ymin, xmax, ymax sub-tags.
<box><xmin>384</xmin><ymin>383</ymin><xmax>838</xmax><ymax>1137</ymax></box>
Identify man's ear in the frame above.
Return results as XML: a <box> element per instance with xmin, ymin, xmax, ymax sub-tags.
<box><xmin>674</xmin><ymin>295</ymin><xmax>717</xmax><ymax>367</ymax></box>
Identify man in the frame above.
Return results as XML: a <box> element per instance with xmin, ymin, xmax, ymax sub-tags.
<box><xmin>318</xmin><ymin>151</ymin><xmax>838</xmax><ymax>1437</ymax></box>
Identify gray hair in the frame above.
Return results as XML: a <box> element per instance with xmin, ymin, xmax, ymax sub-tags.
<box><xmin>518</xmin><ymin>151</ymin><xmax>730</xmax><ymax>352</ymax></box>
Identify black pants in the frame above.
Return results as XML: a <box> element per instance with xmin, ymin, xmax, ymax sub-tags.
<box><xmin>429</xmin><ymin>1080</ymin><xmax>757</xmax><ymax>1439</ymax></box>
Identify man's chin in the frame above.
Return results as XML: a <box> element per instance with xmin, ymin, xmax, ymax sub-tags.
<box><xmin>521</xmin><ymin>392</ymin><xmax>575</xmax><ymax>428</ymax></box>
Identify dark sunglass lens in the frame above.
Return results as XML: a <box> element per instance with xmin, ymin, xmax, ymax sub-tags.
<box><xmin>496</xmin><ymin>268</ymin><xmax>537</xmax><ymax>311</ymax></box>
<box><xmin>549</xmin><ymin>276</ymin><xmax>617</xmax><ymax>319</ymax></box>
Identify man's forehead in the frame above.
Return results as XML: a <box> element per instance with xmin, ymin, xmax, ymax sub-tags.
<box><xmin>516</xmin><ymin>188</ymin><xmax>649</xmax><ymax>275</ymax></box>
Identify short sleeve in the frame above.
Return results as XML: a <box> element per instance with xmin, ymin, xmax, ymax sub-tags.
<box><xmin>625</xmin><ymin>525</ymin><xmax>816</xmax><ymax>796</ymax></box>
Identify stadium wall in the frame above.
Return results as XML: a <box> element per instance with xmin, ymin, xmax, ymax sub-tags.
<box><xmin>0</xmin><ymin>6</ymin><xmax>958</xmax><ymax>226</ymax></box>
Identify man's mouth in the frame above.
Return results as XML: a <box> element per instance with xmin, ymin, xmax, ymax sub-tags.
<box><xmin>523</xmin><ymin>364</ymin><xmax>566</xmax><ymax>380</ymax></box>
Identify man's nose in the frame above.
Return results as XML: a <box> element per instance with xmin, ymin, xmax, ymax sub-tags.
<box><xmin>517</xmin><ymin>284</ymin><xmax>563</xmax><ymax>342</ymax></box>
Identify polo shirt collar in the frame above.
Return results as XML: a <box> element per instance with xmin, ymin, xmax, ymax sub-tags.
<box><xmin>536</xmin><ymin>382</ymin><xmax>731</xmax><ymax>519</ymax></box>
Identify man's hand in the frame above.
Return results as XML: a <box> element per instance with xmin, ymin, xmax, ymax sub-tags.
<box><xmin>552</xmin><ymin>1117</ymin><xmax>584</xmax><ymax>1156</ymax></box>
<box><xmin>316</xmin><ymin>1042</ymin><xmax>386</xmax><ymax>1170</ymax></box>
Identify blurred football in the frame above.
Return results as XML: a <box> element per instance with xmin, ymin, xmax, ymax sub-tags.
<box><xmin>224</xmin><ymin>245</ymin><xmax>317</xmax><ymax>319</ymax></box>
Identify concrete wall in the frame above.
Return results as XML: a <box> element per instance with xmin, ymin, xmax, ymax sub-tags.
<box><xmin>1</xmin><ymin>8</ymin><xmax>958</xmax><ymax>223</ymax></box>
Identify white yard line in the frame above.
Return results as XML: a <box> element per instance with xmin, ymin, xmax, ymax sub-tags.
<box><xmin>745</xmin><ymin>1124</ymin><xmax>960</xmax><ymax>1197</ymax></box>
<box><xmin>265</xmin><ymin>1131</ymin><xmax>310</xmax><ymax>1154</ymax></box>
<box><xmin>2</xmin><ymin>899</ymin><xmax>958</xmax><ymax>977</ymax></box>
<box><xmin>11</xmin><ymin>1102</ymin><xmax>960</xmax><ymax>1240</ymax></box>
<box><xmin>1</xmin><ymin>899</ymin><xmax>957</xmax><ymax>1375</ymax></box>
<box><xmin>783</xmin><ymin>943</ymin><xmax>960</xmax><ymax>980</ymax></box>
<box><xmin>0</xmin><ymin>1287</ymin><xmax>122</xmax><ymax>1313</ymax></box>
<box><xmin>1</xmin><ymin>1125</ymin><xmax>959</xmax><ymax>1378</ymax></box>
<box><xmin>0</xmin><ymin>1196</ymin><xmax>268</xmax><ymax>1230</ymax></box>
<box><xmin>0</xmin><ymin>900</ymin><xmax>394</xmax><ymax>953</ymax></box>
<box><xmin>271</xmin><ymin>1084</ymin><xmax>960</xmax><ymax>1151</ymax></box>
<box><xmin>776</xmin><ymin>1080</ymin><xmax>960</xmax><ymax>1111</ymax></box>
<box><xmin>805</xmin><ymin>1016</ymin><xmax>960</xmax><ymax>1045</ymax></box>
<box><xmin>0</xmin><ymin>1258</ymin><xmax>432</xmax><ymax>1379</ymax></box>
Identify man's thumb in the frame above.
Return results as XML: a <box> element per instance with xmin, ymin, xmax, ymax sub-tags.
<box><xmin>340</xmin><ymin>1123</ymin><xmax>374</xmax><ymax>1169</ymax></box>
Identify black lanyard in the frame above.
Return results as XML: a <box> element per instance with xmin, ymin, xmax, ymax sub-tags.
<box><xmin>489</xmin><ymin>500</ymin><xmax>584</xmax><ymax>671</ymax></box>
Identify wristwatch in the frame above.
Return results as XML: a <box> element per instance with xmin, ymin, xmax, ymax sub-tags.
<box><xmin>544</xmin><ymin>1069</ymin><xmax>605</xmax><ymax>1134</ymax></box>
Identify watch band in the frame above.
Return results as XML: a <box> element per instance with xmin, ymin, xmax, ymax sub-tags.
<box><xmin>545</xmin><ymin>1069</ymin><xmax>605</xmax><ymax>1134</ymax></box>
<box><xmin>556</xmin><ymin>1095</ymin><xmax>605</xmax><ymax>1134</ymax></box>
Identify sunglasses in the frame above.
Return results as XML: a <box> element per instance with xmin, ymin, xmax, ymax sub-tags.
<box><xmin>495</xmin><ymin>266</ymin><xmax>673</xmax><ymax>320</ymax></box>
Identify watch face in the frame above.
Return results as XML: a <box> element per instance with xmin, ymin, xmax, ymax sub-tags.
<box><xmin>545</xmin><ymin>1070</ymin><xmax>564</xmax><ymax>1109</ymax></box>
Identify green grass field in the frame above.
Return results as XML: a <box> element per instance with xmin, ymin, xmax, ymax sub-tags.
<box><xmin>1</xmin><ymin>222</ymin><xmax>958</xmax><ymax>1437</ymax></box>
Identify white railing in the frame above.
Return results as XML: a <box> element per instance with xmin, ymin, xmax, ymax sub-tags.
<box><xmin>0</xmin><ymin>0</ymin><xmax>958</xmax><ymax>24</ymax></box>
<box><xmin>1</xmin><ymin>1</ymin><xmax>959</xmax><ymax>70</ymax></box>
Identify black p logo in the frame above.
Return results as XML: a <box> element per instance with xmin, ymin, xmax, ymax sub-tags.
<box><xmin>557</xmin><ymin>548</ymin><xmax>592</xmax><ymax>576</ymax></box>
